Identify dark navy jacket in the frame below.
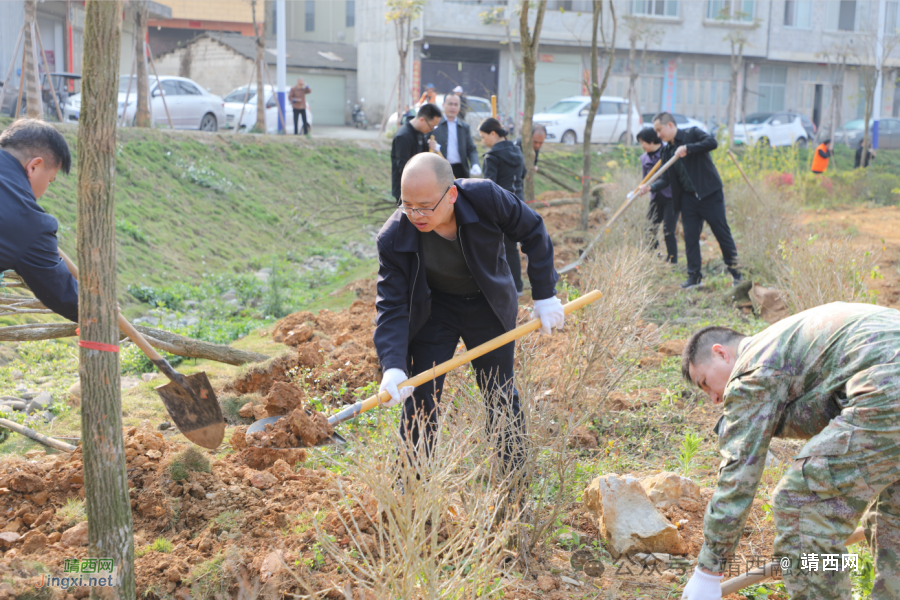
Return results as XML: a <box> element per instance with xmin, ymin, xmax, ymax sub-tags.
<box><xmin>374</xmin><ymin>178</ymin><xmax>558</xmax><ymax>374</ymax></box>
<box><xmin>0</xmin><ymin>149</ymin><xmax>78</xmax><ymax>322</ymax></box>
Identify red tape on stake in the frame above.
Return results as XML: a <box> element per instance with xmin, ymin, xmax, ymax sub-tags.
<box><xmin>78</xmin><ymin>340</ymin><xmax>120</xmax><ymax>353</ymax></box>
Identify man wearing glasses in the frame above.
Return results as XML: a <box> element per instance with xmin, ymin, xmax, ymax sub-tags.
<box><xmin>374</xmin><ymin>152</ymin><xmax>565</xmax><ymax>480</ymax></box>
<box><xmin>391</xmin><ymin>103</ymin><xmax>443</xmax><ymax>201</ymax></box>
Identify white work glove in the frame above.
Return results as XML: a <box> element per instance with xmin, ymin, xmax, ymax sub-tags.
<box><xmin>470</xmin><ymin>163</ymin><xmax>482</xmax><ymax>176</ymax></box>
<box><xmin>532</xmin><ymin>296</ymin><xmax>565</xmax><ymax>335</ymax></box>
<box><xmin>681</xmin><ymin>568</ymin><xmax>722</xmax><ymax>600</ymax></box>
<box><xmin>379</xmin><ymin>368</ymin><xmax>414</xmax><ymax>408</ymax></box>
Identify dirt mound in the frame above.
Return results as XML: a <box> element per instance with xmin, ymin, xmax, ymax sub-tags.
<box><xmin>332</xmin><ymin>278</ymin><xmax>377</xmax><ymax>303</ymax></box>
<box><xmin>229</xmin><ymin>300</ymin><xmax>380</xmax><ymax>410</ymax></box>
<box><xmin>235</xmin><ymin>407</ymin><xmax>335</xmax><ymax>450</ymax></box>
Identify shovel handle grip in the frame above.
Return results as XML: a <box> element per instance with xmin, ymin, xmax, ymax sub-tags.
<box><xmin>719</xmin><ymin>526</ymin><xmax>866</xmax><ymax>595</ymax></box>
<box><xmin>328</xmin><ymin>290</ymin><xmax>603</xmax><ymax>427</ymax></box>
<box><xmin>58</xmin><ymin>250</ymin><xmax>169</xmax><ymax>367</ymax></box>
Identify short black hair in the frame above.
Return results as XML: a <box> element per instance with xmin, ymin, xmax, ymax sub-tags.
<box><xmin>636</xmin><ymin>127</ymin><xmax>661</xmax><ymax>145</ymax></box>
<box><xmin>0</xmin><ymin>118</ymin><xmax>71</xmax><ymax>174</ymax></box>
<box><xmin>479</xmin><ymin>117</ymin><xmax>508</xmax><ymax>138</ymax></box>
<box><xmin>417</xmin><ymin>103</ymin><xmax>442</xmax><ymax>120</ymax></box>
<box><xmin>653</xmin><ymin>112</ymin><xmax>676</xmax><ymax>127</ymax></box>
<box><xmin>681</xmin><ymin>326</ymin><xmax>747</xmax><ymax>384</ymax></box>
<box><xmin>820</xmin><ymin>138</ymin><xmax>832</xmax><ymax>146</ymax></box>
<box><xmin>533</xmin><ymin>124</ymin><xmax>547</xmax><ymax>136</ymax></box>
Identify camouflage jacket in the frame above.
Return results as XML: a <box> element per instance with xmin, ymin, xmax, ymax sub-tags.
<box><xmin>698</xmin><ymin>302</ymin><xmax>900</xmax><ymax>572</ymax></box>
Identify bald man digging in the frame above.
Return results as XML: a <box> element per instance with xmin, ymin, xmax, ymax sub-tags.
<box><xmin>374</xmin><ymin>153</ymin><xmax>563</xmax><ymax>482</ymax></box>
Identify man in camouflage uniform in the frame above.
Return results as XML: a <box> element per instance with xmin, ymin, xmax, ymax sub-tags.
<box><xmin>678</xmin><ymin>302</ymin><xmax>900</xmax><ymax>600</ymax></box>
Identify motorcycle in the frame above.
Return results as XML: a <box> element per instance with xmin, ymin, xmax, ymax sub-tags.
<box><xmin>351</xmin><ymin>98</ymin><xmax>368</xmax><ymax>129</ymax></box>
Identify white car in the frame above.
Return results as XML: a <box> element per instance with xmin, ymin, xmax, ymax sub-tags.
<box><xmin>387</xmin><ymin>94</ymin><xmax>493</xmax><ymax>132</ymax></box>
<box><xmin>732</xmin><ymin>112</ymin><xmax>810</xmax><ymax>147</ymax></box>
<box><xmin>222</xmin><ymin>85</ymin><xmax>313</xmax><ymax>134</ymax></box>
<box><xmin>641</xmin><ymin>113</ymin><xmax>708</xmax><ymax>133</ymax></box>
<box><xmin>63</xmin><ymin>75</ymin><xmax>226</xmax><ymax>131</ymax></box>
<box><xmin>534</xmin><ymin>96</ymin><xmax>642</xmax><ymax>145</ymax></box>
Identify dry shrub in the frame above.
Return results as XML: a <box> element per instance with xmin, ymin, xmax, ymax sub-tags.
<box><xmin>726</xmin><ymin>179</ymin><xmax>800</xmax><ymax>283</ymax></box>
<box><xmin>773</xmin><ymin>234</ymin><xmax>879</xmax><ymax>313</ymax></box>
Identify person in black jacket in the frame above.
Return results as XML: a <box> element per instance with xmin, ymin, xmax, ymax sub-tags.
<box><xmin>391</xmin><ymin>103</ymin><xmax>442</xmax><ymax>200</ymax></box>
<box><xmin>638</xmin><ymin>112</ymin><xmax>741</xmax><ymax>289</ymax></box>
<box><xmin>0</xmin><ymin>119</ymin><xmax>78</xmax><ymax>323</ymax></box>
<box><xmin>374</xmin><ymin>153</ymin><xmax>564</xmax><ymax>479</ymax></box>
<box><xmin>637</xmin><ymin>128</ymin><xmax>679</xmax><ymax>264</ymax></box>
<box><xmin>479</xmin><ymin>118</ymin><xmax>527</xmax><ymax>294</ymax></box>
<box><xmin>432</xmin><ymin>93</ymin><xmax>480</xmax><ymax>179</ymax></box>
<box><xmin>513</xmin><ymin>124</ymin><xmax>546</xmax><ymax>198</ymax></box>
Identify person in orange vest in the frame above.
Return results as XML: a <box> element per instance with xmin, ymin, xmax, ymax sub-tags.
<box><xmin>418</xmin><ymin>83</ymin><xmax>437</xmax><ymax>105</ymax></box>
<box><xmin>811</xmin><ymin>139</ymin><xmax>832</xmax><ymax>174</ymax></box>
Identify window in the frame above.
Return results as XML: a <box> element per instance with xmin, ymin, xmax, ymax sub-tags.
<box><xmin>159</xmin><ymin>80</ymin><xmax>182</xmax><ymax>96</ymax></box>
<box><xmin>600</xmin><ymin>101</ymin><xmax>621</xmax><ymax>115</ymax></box>
<box><xmin>758</xmin><ymin>66</ymin><xmax>787</xmax><ymax>112</ymax></box>
<box><xmin>887</xmin><ymin>1</ymin><xmax>899</xmax><ymax>34</ymax></box>
<box><xmin>720</xmin><ymin>81</ymin><xmax>729</xmax><ymax>106</ymax></box>
<box><xmin>826</xmin><ymin>1</ymin><xmax>867</xmax><ymax>31</ymax></box>
<box><xmin>783</xmin><ymin>0</ymin><xmax>812</xmax><ymax>28</ymax></box>
<box><xmin>346</xmin><ymin>0</ymin><xmax>355</xmax><ymax>27</ymax></box>
<box><xmin>709</xmin><ymin>80</ymin><xmax>716</xmax><ymax>105</ymax></box>
<box><xmin>698</xmin><ymin>81</ymin><xmax>706</xmax><ymax>105</ymax></box>
<box><xmin>305</xmin><ymin>0</ymin><xmax>315</xmax><ymax>32</ymax></box>
<box><xmin>630</xmin><ymin>0</ymin><xmax>678</xmax><ymax>17</ymax></box>
<box><xmin>677</xmin><ymin>61</ymin><xmax>694</xmax><ymax>78</ymax></box>
<box><xmin>177</xmin><ymin>81</ymin><xmax>201</xmax><ymax>95</ymax></box>
<box><xmin>686</xmin><ymin>80</ymin><xmax>694</xmax><ymax>104</ymax></box>
<box><xmin>707</xmin><ymin>0</ymin><xmax>754</xmax><ymax>21</ymax></box>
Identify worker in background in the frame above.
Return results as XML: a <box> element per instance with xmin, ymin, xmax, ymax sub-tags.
<box><xmin>432</xmin><ymin>93</ymin><xmax>481</xmax><ymax>179</ymax></box>
<box><xmin>636</xmin><ymin>127</ymin><xmax>679</xmax><ymax>265</ymax></box>
<box><xmin>680</xmin><ymin>302</ymin><xmax>900</xmax><ymax>600</ymax></box>
<box><xmin>418</xmin><ymin>83</ymin><xmax>437</xmax><ymax>106</ymax></box>
<box><xmin>811</xmin><ymin>139</ymin><xmax>832</xmax><ymax>174</ymax></box>
<box><xmin>855</xmin><ymin>143</ymin><xmax>876</xmax><ymax>169</ymax></box>
<box><xmin>453</xmin><ymin>85</ymin><xmax>468</xmax><ymax>120</ymax></box>
<box><xmin>391</xmin><ymin>104</ymin><xmax>442</xmax><ymax>201</ymax></box>
<box><xmin>374</xmin><ymin>154</ymin><xmax>562</xmax><ymax>493</ymax></box>
<box><xmin>0</xmin><ymin>119</ymin><xmax>77</xmax><ymax>322</ymax></box>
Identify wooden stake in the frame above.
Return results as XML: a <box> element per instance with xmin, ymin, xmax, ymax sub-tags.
<box><xmin>0</xmin><ymin>417</ymin><xmax>77</xmax><ymax>452</ymax></box>
<box><xmin>146</xmin><ymin>49</ymin><xmax>173</xmax><ymax>129</ymax></box>
<box><xmin>119</xmin><ymin>49</ymin><xmax>136</xmax><ymax>128</ymax></box>
<box><xmin>15</xmin><ymin>41</ymin><xmax>26</xmax><ymax>118</ymax></box>
<box><xmin>234</xmin><ymin>59</ymin><xmax>256</xmax><ymax>134</ymax></box>
<box><xmin>34</xmin><ymin>23</ymin><xmax>64</xmax><ymax>123</ymax></box>
<box><xmin>262</xmin><ymin>60</ymin><xmax>286</xmax><ymax>134</ymax></box>
<box><xmin>0</xmin><ymin>25</ymin><xmax>24</xmax><ymax>116</ymax></box>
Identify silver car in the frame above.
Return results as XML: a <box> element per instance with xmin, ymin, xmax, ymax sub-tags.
<box><xmin>64</xmin><ymin>75</ymin><xmax>225</xmax><ymax>131</ymax></box>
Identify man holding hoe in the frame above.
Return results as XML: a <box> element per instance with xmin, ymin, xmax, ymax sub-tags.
<box><xmin>373</xmin><ymin>153</ymin><xmax>564</xmax><ymax>483</ymax></box>
<box><xmin>0</xmin><ymin>119</ymin><xmax>78</xmax><ymax>322</ymax></box>
<box><xmin>680</xmin><ymin>302</ymin><xmax>900</xmax><ymax>600</ymax></box>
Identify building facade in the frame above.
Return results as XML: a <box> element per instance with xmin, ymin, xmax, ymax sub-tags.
<box><xmin>353</xmin><ymin>0</ymin><xmax>900</xmax><ymax>134</ymax></box>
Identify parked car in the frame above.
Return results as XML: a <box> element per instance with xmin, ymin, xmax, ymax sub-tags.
<box><xmin>640</xmin><ymin>112</ymin><xmax>708</xmax><ymax>133</ymax></box>
<box><xmin>834</xmin><ymin>117</ymin><xmax>900</xmax><ymax>149</ymax></box>
<box><xmin>222</xmin><ymin>85</ymin><xmax>313</xmax><ymax>134</ymax></box>
<box><xmin>534</xmin><ymin>96</ymin><xmax>641</xmax><ymax>145</ymax></box>
<box><xmin>2</xmin><ymin>72</ymin><xmax>81</xmax><ymax>119</ymax></box>
<box><xmin>387</xmin><ymin>93</ymin><xmax>492</xmax><ymax>132</ymax></box>
<box><xmin>732</xmin><ymin>112</ymin><xmax>810</xmax><ymax>147</ymax></box>
<box><xmin>64</xmin><ymin>75</ymin><xmax>225</xmax><ymax>131</ymax></box>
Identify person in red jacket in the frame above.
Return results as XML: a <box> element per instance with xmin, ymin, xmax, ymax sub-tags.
<box><xmin>811</xmin><ymin>139</ymin><xmax>832</xmax><ymax>174</ymax></box>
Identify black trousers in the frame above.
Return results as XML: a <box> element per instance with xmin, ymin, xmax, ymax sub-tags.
<box><xmin>647</xmin><ymin>194</ymin><xmax>679</xmax><ymax>264</ymax></box>
<box><xmin>292</xmin><ymin>108</ymin><xmax>309</xmax><ymax>135</ymax></box>
<box><xmin>403</xmin><ymin>290</ymin><xmax>524</xmax><ymax>472</ymax></box>
<box><xmin>450</xmin><ymin>162</ymin><xmax>467</xmax><ymax>179</ymax></box>
<box><xmin>682</xmin><ymin>189</ymin><xmax>740</xmax><ymax>277</ymax></box>
<box><xmin>504</xmin><ymin>236</ymin><xmax>524</xmax><ymax>293</ymax></box>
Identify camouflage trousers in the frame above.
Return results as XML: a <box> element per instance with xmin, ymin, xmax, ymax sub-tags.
<box><xmin>772</xmin><ymin>418</ymin><xmax>900</xmax><ymax>600</ymax></box>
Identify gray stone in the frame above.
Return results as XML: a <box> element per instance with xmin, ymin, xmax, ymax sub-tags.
<box><xmin>220</xmin><ymin>290</ymin><xmax>237</xmax><ymax>302</ymax></box>
<box><xmin>158</xmin><ymin>421</ymin><xmax>172</xmax><ymax>430</ymax></box>
<box><xmin>559</xmin><ymin>576</ymin><xmax>582</xmax><ymax>586</ymax></box>
<box><xmin>19</xmin><ymin>391</ymin><xmax>39</xmax><ymax>401</ymax></box>
<box><xmin>30</xmin><ymin>391</ymin><xmax>52</xmax><ymax>409</ymax></box>
<box><xmin>40</xmin><ymin>411</ymin><xmax>54</xmax><ymax>423</ymax></box>
<box><xmin>10</xmin><ymin>370</ymin><xmax>24</xmax><ymax>380</ymax></box>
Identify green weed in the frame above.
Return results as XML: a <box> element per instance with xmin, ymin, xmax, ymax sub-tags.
<box><xmin>168</xmin><ymin>446</ymin><xmax>211</xmax><ymax>482</ymax></box>
<box><xmin>150</xmin><ymin>537</ymin><xmax>174</xmax><ymax>553</ymax></box>
<box><xmin>677</xmin><ymin>432</ymin><xmax>703</xmax><ymax>478</ymax></box>
<box><xmin>58</xmin><ymin>498</ymin><xmax>87</xmax><ymax>527</ymax></box>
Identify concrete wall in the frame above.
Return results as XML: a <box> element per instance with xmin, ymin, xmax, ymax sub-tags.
<box><xmin>280</xmin><ymin>0</ymin><xmax>356</xmax><ymax>45</ymax></box>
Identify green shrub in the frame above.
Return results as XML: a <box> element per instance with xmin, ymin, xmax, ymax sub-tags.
<box><xmin>168</xmin><ymin>446</ymin><xmax>211</xmax><ymax>482</ymax></box>
<box><xmin>150</xmin><ymin>537</ymin><xmax>173</xmax><ymax>553</ymax></box>
<box><xmin>120</xmin><ymin>343</ymin><xmax>184</xmax><ymax>374</ymax></box>
<box><xmin>58</xmin><ymin>498</ymin><xmax>87</xmax><ymax>527</ymax></box>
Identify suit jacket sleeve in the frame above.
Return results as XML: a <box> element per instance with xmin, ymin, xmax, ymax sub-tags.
<box><xmin>685</xmin><ymin>128</ymin><xmax>718</xmax><ymax>155</ymax></box>
<box><xmin>490</xmin><ymin>185</ymin><xmax>558</xmax><ymax>300</ymax></box>
<box><xmin>465</xmin><ymin>125</ymin><xmax>479</xmax><ymax>168</ymax></box>
<box><xmin>391</xmin><ymin>131</ymin><xmax>418</xmax><ymax>200</ymax></box>
<box><xmin>374</xmin><ymin>237</ymin><xmax>412</xmax><ymax>374</ymax></box>
<box><xmin>14</xmin><ymin>233</ymin><xmax>79</xmax><ymax>323</ymax></box>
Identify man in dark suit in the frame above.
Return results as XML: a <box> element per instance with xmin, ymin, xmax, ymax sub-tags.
<box><xmin>0</xmin><ymin>119</ymin><xmax>78</xmax><ymax>322</ymax></box>
<box><xmin>432</xmin><ymin>93</ymin><xmax>481</xmax><ymax>179</ymax></box>
<box><xmin>391</xmin><ymin>103</ymin><xmax>443</xmax><ymax>201</ymax></box>
<box><xmin>638</xmin><ymin>112</ymin><xmax>742</xmax><ymax>290</ymax></box>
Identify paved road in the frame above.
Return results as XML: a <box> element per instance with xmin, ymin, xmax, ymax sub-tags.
<box><xmin>308</xmin><ymin>126</ymin><xmax>384</xmax><ymax>142</ymax></box>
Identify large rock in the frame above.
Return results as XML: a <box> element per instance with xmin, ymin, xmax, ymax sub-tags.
<box><xmin>260</xmin><ymin>550</ymin><xmax>285</xmax><ymax>583</ymax></box>
<box><xmin>640</xmin><ymin>472</ymin><xmax>702</xmax><ymax>510</ymax></box>
<box><xmin>61</xmin><ymin>521</ymin><xmax>89</xmax><ymax>547</ymax></box>
<box><xmin>583</xmin><ymin>474</ymin><xmax>687</xmax><ymax>558</ymax></box>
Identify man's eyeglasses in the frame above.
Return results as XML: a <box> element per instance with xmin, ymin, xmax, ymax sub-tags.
<box><xmin>399</xmin><ymin>185</ymin><xmax>451</xmax><ymax>216</ymax></box>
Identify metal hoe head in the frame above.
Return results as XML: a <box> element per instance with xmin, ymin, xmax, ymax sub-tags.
<box><xmin>246</xmin><ymin>415</ymin><xmax>348</xmax><ymax>447</ymax></box>
<box><xmin>156</xmin><ymin>371</ymin><xmax>225</xmax><ymax>449</ymax></box>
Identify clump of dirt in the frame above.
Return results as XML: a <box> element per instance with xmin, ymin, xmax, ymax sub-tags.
<box><xmin>229</xmin><ymin>299</ymin><xmax>380</xmax><ymax>406</ymax></box>
<box><xmin>240</xmin><ymin>407</ymin><xmax>335</xmax><ymax>450</ymax></box>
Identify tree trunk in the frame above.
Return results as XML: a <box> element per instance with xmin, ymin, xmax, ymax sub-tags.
<box><xmin>134</xmin><ymin>1</ymin><xmax>150</xmax><ymax>128</ymax></box>
<box><xmin>396</xmin><ymin>18</ymin><xmax>409</xmax><ymax>125</ymax></box>
<box><xmin>24</xmin><ymin>0</ymin><xmax>42</xmax><ymax>119</ymax></box>
<box><xmin>581</xmin><ymin>1</ymin><xmax>615</xmax><ymax>230</ymax></box>
<box><xmin>520</xmin><ymin>0</ymin><xmax>547</xmax><ymax>204</ymax></box>
<box><xmin>249</xmin><ymin>1</ymin><xmax>267</xmax><ymax>134</ymax></box>
<box><xmin>77</xmin><ymin>2</ymin><xmax>135</xmax><ymax>598</ymax></box>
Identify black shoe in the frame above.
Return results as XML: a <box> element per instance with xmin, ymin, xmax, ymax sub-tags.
<box><xmin>729</xmin><ymin>269</ymin><xmax>743</xmax><ymax>287</ymax></box>
<box><xmin>680</xmin><ymin>273</ymin><xmax>703</xmax><ymax>290</ymax></box>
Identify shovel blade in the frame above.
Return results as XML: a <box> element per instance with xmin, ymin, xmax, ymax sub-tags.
<box><xmin>155</xmin><ymin>372</ymin><xmax>225</xmax><ymax>449</ymax></box>
<box><xmin>246</xmin><ymin>414</ymin><xmax>347</xmax><ymax>447</ymax></box>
